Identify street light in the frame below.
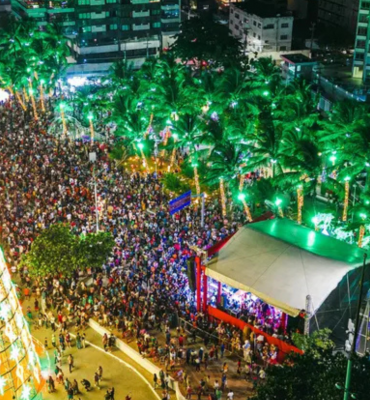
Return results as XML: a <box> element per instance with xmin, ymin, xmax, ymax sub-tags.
<box><xmin>335</xmin><ymin>382</ymin><xmax>356</xmax><ymax>399</ymax></box>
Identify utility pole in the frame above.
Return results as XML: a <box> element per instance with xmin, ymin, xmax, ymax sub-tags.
<box><xmin>343</xmin><ymin>253</ymin><xmax>367</xmax><ymax>400</ymax></box>
<box><xmin>89</xmin><ymin>152</ymin><xmax>99</xmax><ymax>233</ymax></box>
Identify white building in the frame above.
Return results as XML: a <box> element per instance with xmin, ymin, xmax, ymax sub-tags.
<box><xmin>229</xmin><ymin>2</ymin><xmax>294</xmax><ymax>53</ymax></box>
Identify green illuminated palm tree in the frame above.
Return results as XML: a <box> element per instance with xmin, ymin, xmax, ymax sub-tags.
<box><xmin>207</xmin><ymin>141</ymin><xmax>248</xmax><ymax>192</ymax></box>
<box><xmin>244</xmin><ymin>118</ymin><xmax>285</xmax><ymax>177</ymax></box>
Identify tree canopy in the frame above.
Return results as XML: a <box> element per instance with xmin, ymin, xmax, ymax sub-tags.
<box><xmin>252</xmin><ymin>331</ymin><xmax>370</xmax><ymax>400</ymax></box>
<box><xmin>171</xmin><ymin>17</ymin><xmax>245</xmax><ymax>68</ymax></box>
<box><xmin>21</xmin><ymin>224</ymin><xmax>114</xmax><ymax>277</ymax></box>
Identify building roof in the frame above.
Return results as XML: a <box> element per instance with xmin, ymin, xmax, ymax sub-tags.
<box><xmin>232</xmin><ymin>1</ymin><xmax>292</xmax><ymax>18</ymax></box>
<box><xmin>281</xmin><ymin>53</ymin><xmax>317</xmax><ymax>64</ymax></box>
<box><xmin>205</xmin><ymin>219</ymin><xmax>365</xmax><ymax>317</ymax></box>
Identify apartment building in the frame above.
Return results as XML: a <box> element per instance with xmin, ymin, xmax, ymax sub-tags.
<box><xmin>318</xmin><ymin>0</ymin><xmax>358</xmax><ymax>33</ymax></box>
<box><xmin>11</xmin><ymin>0</ymin><xmax>180</xmax><ymax>73</ymax></box>
<box><xmin>229</xmin><ymin>2</ymin><xmax>293</xmax><ymax>53</ymax></box>
<box><xmin>353</xmin><ymin>0</ymin><xmax>370</xmax><ymax>82</ymax></box>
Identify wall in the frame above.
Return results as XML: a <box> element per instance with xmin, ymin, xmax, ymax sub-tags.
<box><xmin>89</xmin><ymin>319</ymin><xmax>187</xmax><ymax>400</ymax></box>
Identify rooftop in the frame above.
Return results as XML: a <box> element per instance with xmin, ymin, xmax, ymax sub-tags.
<box><xmin>232</xmin><ymin>0</ymin><xmax>292</xmax><ymax>18</ymax></box>
<box><xmin>281</xmin><ymin>53</ymin><xmax>317</xmax><ymax>64</ymax></box>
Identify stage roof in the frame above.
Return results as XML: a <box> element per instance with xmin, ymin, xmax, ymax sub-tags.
<box><xmin>205</xmin><ymin>219</ymin><xmax>365</xmax><ymax>317</ymax></box>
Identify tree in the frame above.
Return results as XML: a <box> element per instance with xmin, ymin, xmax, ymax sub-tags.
<box><xmin>21</xmin><ymin>224</ymin><xmax>78</xmax><ymax>277</ymax></box>
<box><xmin>251</xmin><ymin>337</ymin><xmax>370</xmax><ymax>400</ymax></box>
<box><xmin>171</xmin><ymin>17</ymin><xmax>244</xmax><ymax>68</ymax></box>
<box><xmin>21</xmin><ymin>224</ymin><xmax>114</xmax><ymax>277</ymax></box>
<box><xmin>75</xmin><ymin>232</ymin><xmax>115</xmax><ymax>270</ymax></box>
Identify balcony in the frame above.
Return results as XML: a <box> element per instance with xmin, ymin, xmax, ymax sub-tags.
<box><xmin>131</xmin><ymin>0</ymin><xmax>159</xmax><ymax>4</ymax></box>
<box><xmin>132</xmin><ymin>22</ymin><xmax>150</xmax><ymax>30</ymax></box>
<box><xmin>133</xmin><ymin>10</ymin><xmax>149</xmax><ymax>17</ymax></box>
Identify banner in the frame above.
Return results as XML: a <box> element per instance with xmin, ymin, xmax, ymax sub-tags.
<box><xmin>168</xmin><ymin>191</ymin><xmax>192</xmax><ymax>215</ymax></box>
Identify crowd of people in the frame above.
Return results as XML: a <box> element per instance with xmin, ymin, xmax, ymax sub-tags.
<box><xmin>0</xmin><ymin>101</ymin><xmax>276</xmax><ymax>399</ymax></box>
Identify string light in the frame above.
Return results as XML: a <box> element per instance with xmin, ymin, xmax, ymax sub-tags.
<box><xmin>219</xmin><ymin>177</ymin><xmax>227</xmax><ymax>217</ymax></box>
<box><xmin>169</xmin><ymin>134</ymin><xmax>178</xmax><ymax>171</ymax></box>
<box><xmin>192</xmin><ymin>162</ymin><xmax>200</xmax><ymax>196</ymax></box>
<box><xmin>358</xmin><ymin>224</ymin><xmax>366</xmax><ymax>248</ymax></box>
<box><xmin>39</xmin><ymin>79</ymin><xmax>45</xmax><ymax>112</ymax></box>
<box><xmin>28</xmin><ymin>88</ymin><xmax>38</xmax><ymax>121</ymax></box>
<box><xmin>343</xmin><ymin>176</ymin><xmax>350</xmax><ymax>222</ymax></box>
<box><xmin>0</xmin><ymin>376</ymin><xmax>6</xmax><ymax>395</ymax></box>
<box><xmin>88</xmin><ymin>114</ymin><xmax>94</xmax><ymax>145</ymax></box>
<box><xmin>0</xmin><ymin>248</ymin><xmax>43</xmax><ymax>399</ymax></box>
<box><xmin>297</xmin><ymin>185</ymin><xmax>304</xmax><ymax>225</ymax></box>
<box><xmin>137</xmin><ymin>142</ymin><xmax>149</xmax><ymax>173</ymax></box>
<box><xmin>238</xmin><ymin>193</ymin><xmax>252</xmax><ymax>222</ymax></box>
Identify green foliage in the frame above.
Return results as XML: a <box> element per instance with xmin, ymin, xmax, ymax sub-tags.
<box><xmin>251</xmin><ymin>348</ymin><xmax>370</xmax><ymax>400</ymax></box>
<box><xmin>21</xmin><ymin>224</ymin><xmax>114</xmax><ymax>277</ymax></box>
<box><xmin>171</xmin><ymin>17</ymin><xmax>245</xmax><ymax>68</ymax></box>
<box><xmin>0</xmin><ymin>17</ymin><xmax>70</xmax><ymax>92</ymax></box>
<box><xmin>292</xmin><ymin>328</ymin><xmax>335</xmax><ymax>355</ymax></box>
<box><xmin>75</xmin><ymin>232</ymin><xmax>115</xmax><ymax>270</ymax></box>
<box><xmin>162</xmin><ymin>173</ymin><xmax>191</xmax><ymax>194</ymax></box>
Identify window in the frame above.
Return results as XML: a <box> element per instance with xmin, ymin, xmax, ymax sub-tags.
<box><xmin>253</xmin><ymin>32</ymin><xmax>256</xmax><ymax>37</ymax></box>
<box><xmin>230</xmin><ymin>8</ymin><xmax>233</xmax><ymax>13</ymax></box>
<box><xmin>230</xmin><ymin>20</ymin><xmax>233</xmax><ymax>25</ymax></box>
<box><xmin>264</xmin><ymin>24</ymin><xmax>274</xmax><ymax>29</ymax></box>
<box><xmin>358</xmin><ymin>27</ymin><xmax>367</xmax><ymax>36</ymax></box>
<box><xmin>152</xmin><ymin>9</ymin><xmax>160</xmax><ymax>15</ymax></box>
<box><xmin>235</xmin><ymin>13</ymin><xmax>239</xmax><ymax>19</ymax></box>
<box><xmin>78</xmin><ymin>0</ymin><xmax>89</xmax><ymax>4</ymax></box>
<box><xmin>122</xmin><ymin>24</ymin><xmax>130</xmax><ymax>30</ymax></box>
<box><xmin>257</xmin><ymin>23</ymin><xmax>261</xmax><ymax>28</ymax></box>
<box><xmin>258</xmin><ymin>35</ymin><xmax>260</xmax><ymax>40</ymax></box>
<box><xmin>281</xmin><ymin>23</ymin><xmax>289</xmax><ymax>28</ymax></box>
<box><xmin>253</xmin><ymin>20</ymin><xmax>256</xmax><ymax>26</ymax></box>
<box><xmin>152</xmin><ymin>22</ymin><xmax>160</xmax><ymax>28</ymax></box>
<box><xmin>279</xmin><ymin>45</ymin><xmax>286</xmax><ymax>51</ymax></box>
<box><xmin>109</xmin><ymin>24</ymin><xmax>117</xmax><ymax>30</ymax></box>
<box><xmin>357</xmin><ymin>39</ymin><xmax>366</xmax><ymax>48</ymax></box>
<box><xmin>106</xmin><ymin>0</ymin><xmax>116</xmax><ymax>3</ymax></box>
<box><xmin>362</xmin><ymin>1</ymin><xmax>370</xmax><ymax>10</ymax></box>
<box><xmin>280</xmin><ymin>35</ymin><xmax>288</xmax><ymax>40</ymax></box>
<box><xmin>243</xmin><ymin>18</ymin><xmax>247</xmax><ymax>23</ymax></box>
<box><xmin>163</xmin><ymin>9</ymin><xmax>179</xmax><ymax>18</ymax></box>
<box><xmin>359</xmin><ymin>13</ymin><xmax>368</xmax><ymax>23</ymax></box>
<box><xmin>82</xmin><ymin>26</ymin><xmax>91</xmax><ymax>32</ymax></box>
<box><xmin>79</xmin><ymin>13</ymin><xmax>91</xmax><ymax>19</ymax></box>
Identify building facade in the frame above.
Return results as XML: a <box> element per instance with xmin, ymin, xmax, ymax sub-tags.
<box><xmin>318</xmin><ymin>0</ymin><xmax>358</xmax><ymax>33</ymax></box>
<box><xmin>11</xmin><ymin>0</ymin><xmax>180</xmax><ymax>74</ymax></box>
<box><xmin>353</xmin><ymin>0</ymin><xmax>370</xmax><ymax>82</ymax></box>
<box><xmin>229</xmin><ymin>2</ymin><xmax>293</xmax><ymax>53</ymax></box>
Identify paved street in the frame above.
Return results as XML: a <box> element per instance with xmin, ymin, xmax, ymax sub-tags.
<box><xmin>22</xmin><ymin>305</ymin><xmax>158</xmax><ymax>400</ymax></box>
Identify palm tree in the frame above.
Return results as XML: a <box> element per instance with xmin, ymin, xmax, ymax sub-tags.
<box><xmin>244</xmin><ymin>117</ymin><xmax>285</xmax><ymax>177</ymax></box>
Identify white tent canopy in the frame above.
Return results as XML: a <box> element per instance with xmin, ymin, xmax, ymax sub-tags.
<box><xmin>205</xmin><ymin>219</ymin><xmax>365</xmax><ymax>317</ymax></box>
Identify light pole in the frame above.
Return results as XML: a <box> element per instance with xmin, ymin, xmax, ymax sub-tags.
<box><xmin>89</xmin><ymin>152</ymin><xmax>99</xmax><ymax>233</ymax></box>
<box><xmin>342</xmin><ymin>253</ymin><xmax>367</xmax><ymax>400</ymax></box>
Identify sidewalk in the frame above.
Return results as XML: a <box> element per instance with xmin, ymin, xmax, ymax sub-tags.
<box><xmin>22</xmin><ymin>299</ymin><xmax>158</xmax><ymax>400</ymax></box>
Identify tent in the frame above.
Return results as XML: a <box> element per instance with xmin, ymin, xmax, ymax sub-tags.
<box><xmin>205</xmin><ymin>219</ymin><xmax>369</xmax><ymax>345</ymax></box>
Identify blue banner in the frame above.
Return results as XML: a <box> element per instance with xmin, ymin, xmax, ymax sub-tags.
<box><xmin>169</xmin><ymin>191</ymin><xmax>192</xmax><ymax>215</ymax></box>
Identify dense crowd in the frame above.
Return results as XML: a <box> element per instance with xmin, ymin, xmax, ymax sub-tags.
<box><xmin>0</xmin><ymin>102</ymin><xmax>277</xmax><ymax>399</ymax></box>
